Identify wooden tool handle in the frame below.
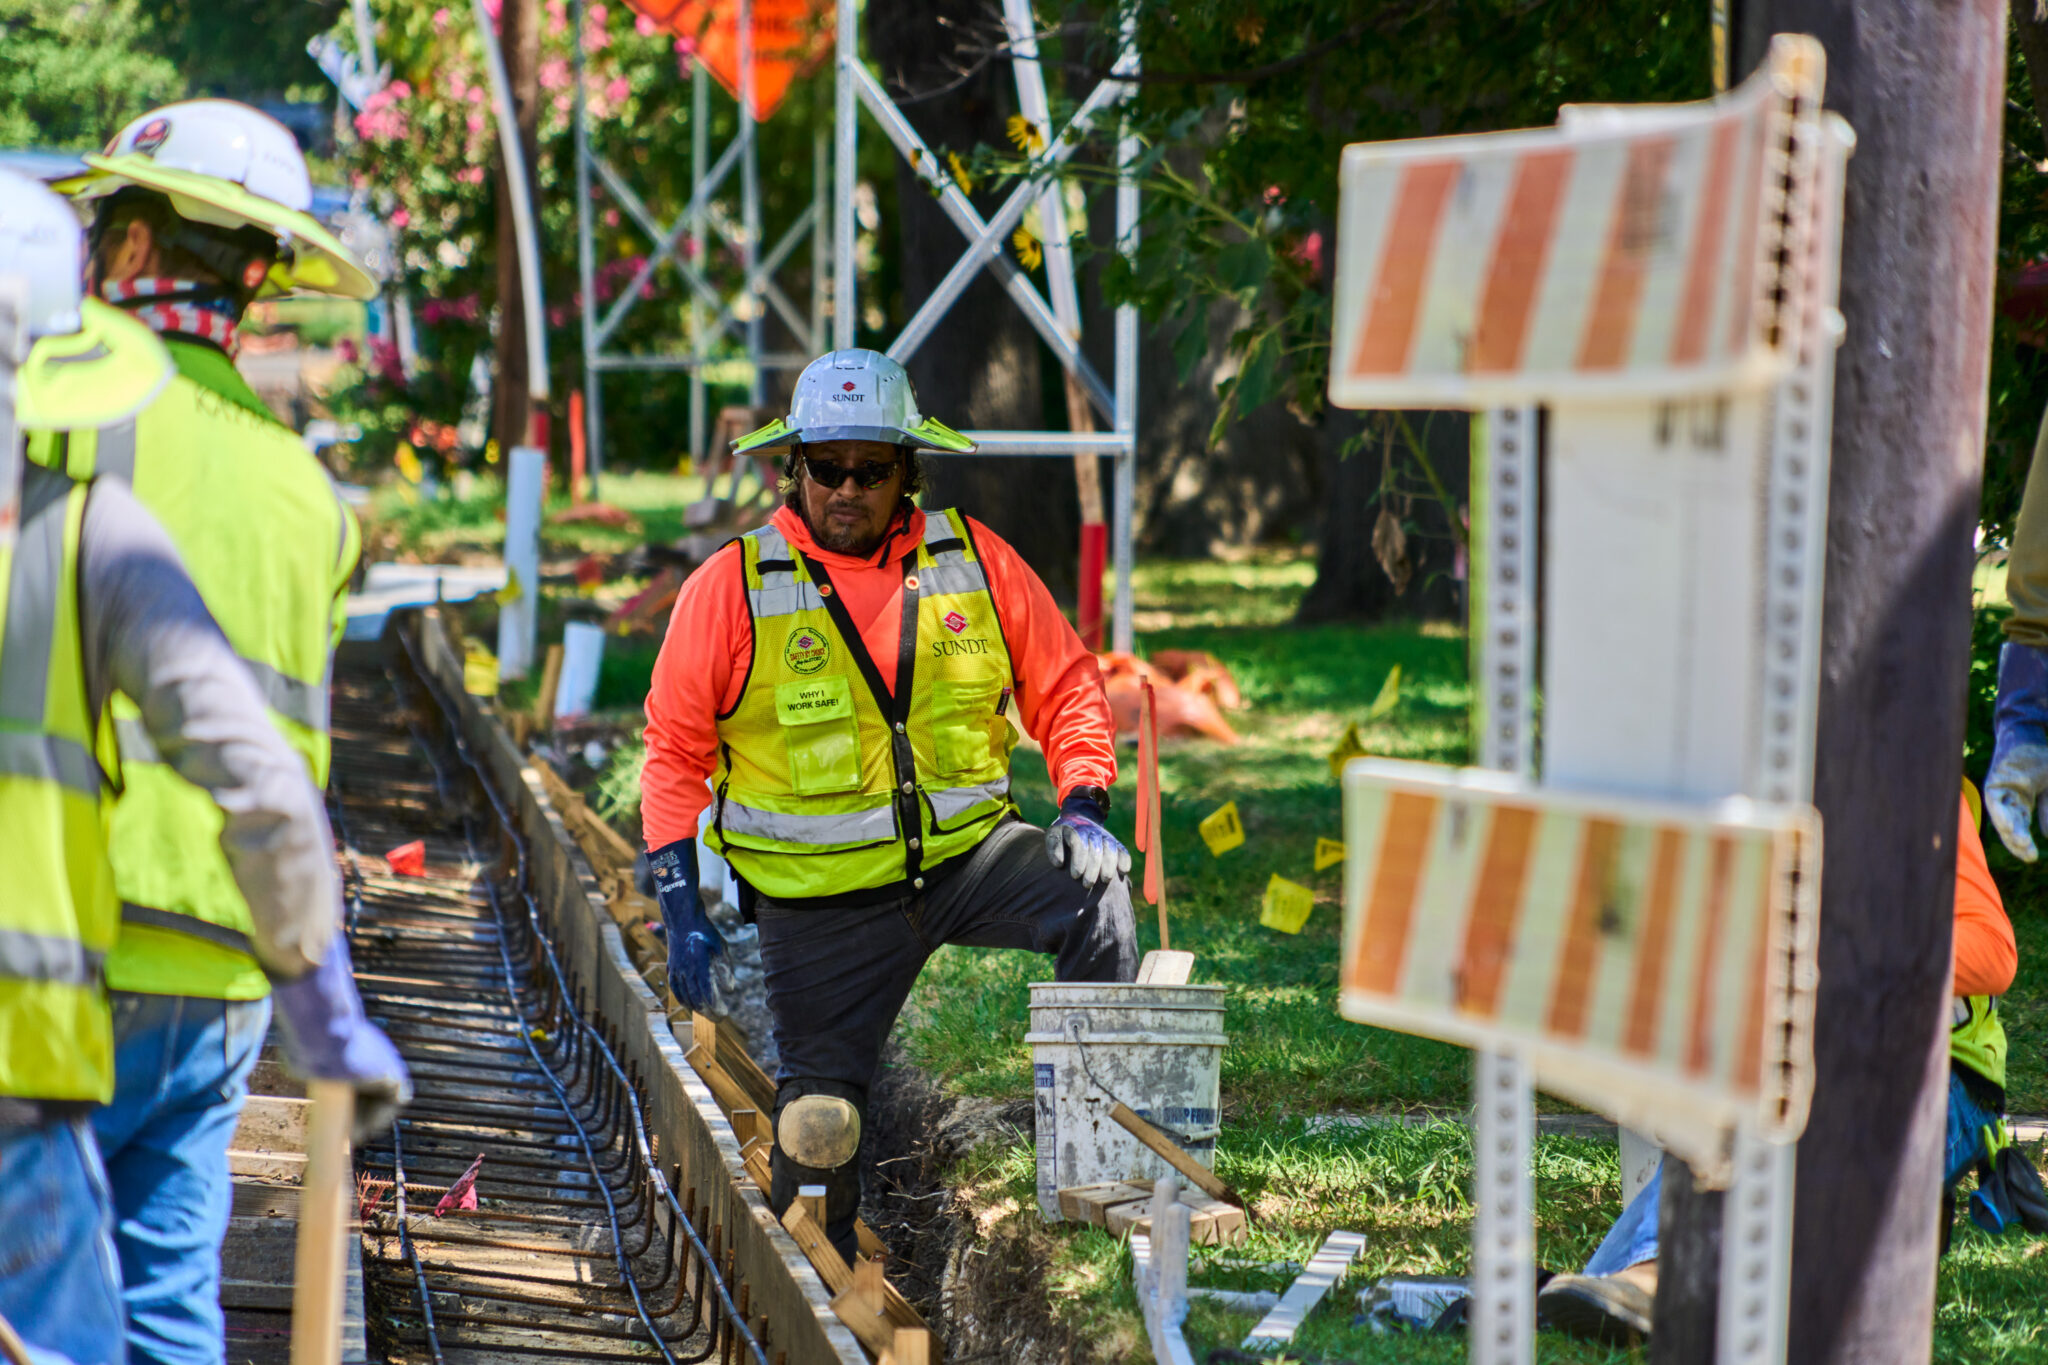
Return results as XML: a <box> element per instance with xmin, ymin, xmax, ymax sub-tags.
<box><xmin>291</xmin><ymin>1080</ymin><xmax>356</xmax><ymax>1365</ymax></box>
<box><xmin>1109</xmin><ymin>1102</ymin><xmax>1241</xmax><ymax>1208</ymax></box>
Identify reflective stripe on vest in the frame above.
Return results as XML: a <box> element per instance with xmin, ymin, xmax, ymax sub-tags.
<box><xmin>705</xmin><ymin>510</ymin><xmax>1017</xmax><ymax>900</ymax></box>
<box><xmin>0</xmin><ymin>466</ymin><xmax>117</xmax><ymax>1101</ymax></box>
<box><xmin>76</xmin><ymin>375</ymin><xmax>353</xmax><ymax>1000</ymax></box>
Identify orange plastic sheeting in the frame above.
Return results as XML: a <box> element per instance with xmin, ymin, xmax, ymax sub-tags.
<box><xmin>641</xmin><ymin>506</ymin><xmax>1117</xmax><ymax>848</ymax></box>
<box><xmin>1098</xmin><ymin>652</ymin><xmax>1241</xmax><ymax>746</ymax></box>
<box><xmin>1954</xmin><ymin>793</ymin><xmax>2017</xmax><ymax>999</ymax></box>
<box><xmin>623</xmin><ymin>0</ymin><xmax>831</xmax><ymax>120</ymax></box>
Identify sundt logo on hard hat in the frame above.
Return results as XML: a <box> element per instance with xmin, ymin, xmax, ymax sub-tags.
<box><xmin>131</xmin><ymin>118</ymin><xmax>171</xmax><ymax>156</ymax></box>
<box><xmin>785</xmin><ymin>627</ymin><xmax>832</xmax><ymax>675</ymax></box>
<box><xmin>842</xmin><ymin>381</ymin><xmax>856</xmax><ymax>391</ymax></box>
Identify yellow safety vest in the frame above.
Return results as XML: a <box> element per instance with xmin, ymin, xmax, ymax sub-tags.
<box><xmin>30</xmin><ymin>339</ymin><xmax>357</xmax><ymax>999</ymax></box>
<box><xmin>0</xmin><ymin>466</ymin><xmax>116</xmax><ymax>1101</ymax></box>
<box><xmin>705</xmin><ymin>510</ymin><xmax>1018</xmax><ymax>901</ymax></box>
<box><xmin>1953</xmin><ymin>994</ymin><xmax>2007</xmax><ymax>1095</ymax></box>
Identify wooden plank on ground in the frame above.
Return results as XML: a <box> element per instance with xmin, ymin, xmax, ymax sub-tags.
<box><xmin>1105</xmin><ymin>1188</ymin><xmax>1248</xmax><ymax>1247</ymax></box>
<box><xmin>1060</xmin><ymin>1182</ymin><xmax>1154</xmax><ymax>1227</ymax></box>
<box><xmin>1239</xmin><ymin>1230</ymin><xmax>1369</xmax><ymax>1349</ymax></box>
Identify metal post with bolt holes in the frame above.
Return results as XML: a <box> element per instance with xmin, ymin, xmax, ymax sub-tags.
<box><xmin>832</xmin><ymin>3</ymin><xmax>1144</xmax><ymax>652</ymax></box>
<box><xmin>571</xmin><ymin>0</ymin><xmax>831</xmax><ymax>484</ymax></box>
<box><xmin>1329</xmin><ymin>39</ymin><xmax>1849</xmax><ymax>1365</ymax></box>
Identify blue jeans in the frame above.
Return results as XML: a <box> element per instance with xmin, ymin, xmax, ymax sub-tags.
<box><xmin>0</xmin><ymin>1116</ymin><xmax>126</xmax><ymax>1365</ymax></box>
<box><xmin>1584</xmin><ymin>1072</ymin><xmax>1991</xmax><ymax>1275</ymax></box>
<box><xmin>89</xmin><ymin>993</ymin><xmax>270</xmax><ymax>1365</ymax></box>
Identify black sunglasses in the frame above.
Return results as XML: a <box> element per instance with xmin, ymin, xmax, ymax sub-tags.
<box><xmin>799</xmin><ymin>451</ymin><xmax>903</xmax><ymax>490</ymax></box>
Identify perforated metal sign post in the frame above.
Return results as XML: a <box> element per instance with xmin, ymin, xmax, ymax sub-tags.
<box><xmin>832</xmin><ymin>4</ymin><xmax>1144</xmax><ymax>652</ymax></box>
<box><xmin>1329</xmin><ymin>35</ymin><xmax>1851</xmax><ymax>1365</ymax></box>
<box><xmin>0</xmin><ymin>277</ymin><xmax>22</xmax><ymax>562</ymax></box>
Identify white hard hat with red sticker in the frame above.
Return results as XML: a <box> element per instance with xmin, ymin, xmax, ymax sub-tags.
<box><xmin>731</xmin><ymin>349</ymin><xmax>976</xmax><ymax>455</ymax></box>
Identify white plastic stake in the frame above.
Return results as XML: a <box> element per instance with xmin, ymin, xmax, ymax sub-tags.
<box><xmin>554</xmin><ymin>621</ymin><xmax>606</xmax><ymax>720</ymax></box>
<box><xmin>498</xmin><ymin>444</ymin><xmax>545</xmax><ymax>680</ymax></box>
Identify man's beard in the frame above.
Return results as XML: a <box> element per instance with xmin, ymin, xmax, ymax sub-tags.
<box><xmin>807</xmin><ymin>499</ymin><xmax>888</xmax><ymax>556</ymax></box>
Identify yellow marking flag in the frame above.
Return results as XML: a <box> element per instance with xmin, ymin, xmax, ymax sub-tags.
<box><xmin>1198</xmin><ymin>801</ymin><xmax>1245</xmax><ymax>857</ymax></box>
<box><xmin>394</xmin><ymin>441</ymin><xmax>424</xmax><ymax>484</ymax></box>
<box><xmin>1327</xmin><ymin>723</ymin><xmax>1368</xmax><ymax>780</ymax></box>
<box><xmin>463</xmin><ymin>643</ymin><xmax>499</xmax><ymax>697</ymax></box>
<box><xmin>1314</xmin><ymin>838</ymin><xmax>1347</xmax><ymax>872</ymax></box>
<box><xmin>496</xmin><ymin>567</ymin><xmax>522</xmax><ymax>606</ymax></box>
<box><xmin>1366</xmin><ymin>664</ymin><xmax>1402</xmax><ymax>720</ymax></box>
<box><xmin>1260</xmin><ymin>875</ymin><xmax>1316</xmax><ymax>934</ymax></box>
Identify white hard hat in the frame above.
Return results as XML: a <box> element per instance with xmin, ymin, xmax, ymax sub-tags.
<box><xmin>733</xmin><ymin>349</ymin><xmax>976</xmax><ymax>454</ymax></box>
<box><xmin>0</xmin><ymin>167</ymin><xmax>171</xmax><ymax>430</ymax></box>
<box><xmin>60</xmin><ymin>100</ymin><xmax>376</xmax><ymax>300</ymax></box>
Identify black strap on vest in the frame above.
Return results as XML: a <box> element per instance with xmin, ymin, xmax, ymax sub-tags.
<box><xmin>800</xmin><ymin>547</ymin><xmax>925</xmax><ymax>888</ymax></box>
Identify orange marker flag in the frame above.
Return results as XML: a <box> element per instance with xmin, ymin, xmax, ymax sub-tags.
<box><xmin>1138</xmin><ymin>680</ymin><xmax>1168</xmax><ymax>946</ymax></box>
<box><xmin>1135</xmin><ymin>678</ymin><xmax>1155</xmax><ymax>855</ymax></box>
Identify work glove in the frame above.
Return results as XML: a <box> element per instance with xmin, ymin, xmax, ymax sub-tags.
<box><xmin>271</xmin><ymin>935</ymin><xmax>412</xmax><ymax>1141</ymax></box>
<box><xmin>1987</xmin><ymin>641</ymin><xmax>2048</xmax><ymax>860</ymax></box>
<box><xmin>1045</xmin><ymin>786</ymin><xmax>1130</xmax><ymax>889</ymax></box>
<box><xmin>650</xmin><ymin>838</ymin><xmax>739</xmax><ymax>1020</ymax></box>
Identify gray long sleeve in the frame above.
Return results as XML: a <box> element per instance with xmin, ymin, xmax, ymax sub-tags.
<box><xmin>75</xmin><ymin>477</ymin><xmax>335</xmax><ymax>979</ymax></box>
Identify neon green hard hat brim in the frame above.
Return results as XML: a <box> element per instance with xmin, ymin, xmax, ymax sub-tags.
<box><xmin>61</xmin><ymin>153</ymin><xmax>379</xmax><ymax>302</ymax></box>
<box><xmin>18</xmin><ymin>298</ymin><xmax>174</xmax><ymax>431</ymax></box>
<box><xmin>730</xmin><ymin>415</ymin><xmax>978</xmax><ymax>455</ymax></box>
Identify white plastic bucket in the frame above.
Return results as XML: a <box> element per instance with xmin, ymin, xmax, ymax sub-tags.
<box><xmin>1027</xmin><ymin>981</ymin><xmax>1229</xmax><ymax>1219</ymax></box>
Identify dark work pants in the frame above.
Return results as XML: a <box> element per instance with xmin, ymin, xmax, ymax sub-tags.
<box><xmin>756</xmin><ymin>817</ymin><xmax>1137</xmax><ymax>1254</ymax></box>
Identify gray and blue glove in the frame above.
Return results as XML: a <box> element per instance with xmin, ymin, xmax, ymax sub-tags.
<box><xmin>1987</xmin><ymin>641</ymin><xmax>2048</xmax><ymax>860</ymax></box>
<box><xmin>271</xmin><ymin>935</ymin><xmax>412</xmax><ymax>1139</ymax></box>
<box><xmin>1045</xmin><ymin>786</ymin><xmax>1130</xmax><ymax>889</ymax></box>
<box><xmin>650</xmin><ymin>838</ymin><xmax>739</xmax><ymax>1019</ymax></box>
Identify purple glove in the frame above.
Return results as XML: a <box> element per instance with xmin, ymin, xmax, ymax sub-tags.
<box><xmin>271</xmin><ymin>935</ymin><xmax>412</xmax><ymax>1139</ymax></box>
<box><xmin>1045</xmin><ymin>787</ymin><xmax>1130</xmax><ymax>889</ymax></box>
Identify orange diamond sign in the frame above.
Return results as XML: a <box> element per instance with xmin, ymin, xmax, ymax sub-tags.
<box><xmin>623</xmin><ymin>0</ymin><xmax>832</xmax><ymax>121</ymax></box>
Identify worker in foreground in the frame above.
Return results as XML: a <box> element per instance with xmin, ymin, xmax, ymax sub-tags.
<box><xmin>1538</xmin><ymin>786</ymin><xmax>2037</xmax><ymax>1342</ymax></box>
<box><xmin>0</xmin><ymin>169</ymin><xmax>407</xmax><ymax>1365</ymax></box>
<box><xmin>641</xmin><ymin>349</ymin><xmax>1136</xmax><ymax>1261</ymax></box>
<box><xmin>22</xmin><ymin>100</ymin><xmax>396</xmax><ymax>1365</ymax></box>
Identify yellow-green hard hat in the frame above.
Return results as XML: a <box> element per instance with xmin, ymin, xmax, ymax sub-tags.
<box><xmin>0</xmin><ymin>168</ymin><xmax>173</xmax><ymax>431</ymax></box>
<box><xmin>732</xmin><ymin>349</ymin><xmax>977</xmax><ymax>455</ymax></box>
<box><xmin>60</xmin><ymin>100</ymin><xmax>378</xmax><ymax>301</ymax></box>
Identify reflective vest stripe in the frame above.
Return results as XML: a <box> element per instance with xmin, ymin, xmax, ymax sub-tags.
<box><xmin>928</xmin><ymin>777</ymin><xmax>1010</xmax><ymax>824</ymax></box>
<box><xmin>0</xmin><ymin>731</ymin><xmax>102</xmax><ymax>798</ymax></box>
<box><xmin>113</xmin><ymin>717</ymin><xmax>156</xmax><ymax>764</ymax></box>
<box><xmin>0</xmin><ymin>927</ymin><xmax>105</xmax><ymax>988</ymax></box>
<box><xmin>119</xmin><ymin>902</ymin><xmax>255</xmax><ymax>956</ymax></box>
<box><xmin>749</xmin><ymin>581</ymin><xmax>827</xmax><ymax>619</ymax></box>
<box><xmin>916</xmin><ymin>563</ymin><xmax>983</xmax><ymax>599</ymax></box>
<box><xmin>242</xmin><ymin>655</ymin><xmax>329</xmax><ymax>731</ymax></box>
<box><xmin>0</xmin><ymin>470</ymin><xmax>66</xmax><ymax>727</ymax></box>
<box><xmin>720</xmin><ymin>798</ymin><xmax>898</xmax><ymax>845</ymax></box>
<box><xmin>92</xmin><ymin>419</ymin><xmax>138</xmax><ymax>483</ymax></box>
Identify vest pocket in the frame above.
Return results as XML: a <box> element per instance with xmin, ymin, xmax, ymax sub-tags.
<box><xmin>931</xmin><ymin>679</ymin><xmax>999</xmax><ymax>774</ymax></box>
<box><xmin>775</xmin><ymin>676</ymin><xmax>861</xmax><ymax>794</ymax></box>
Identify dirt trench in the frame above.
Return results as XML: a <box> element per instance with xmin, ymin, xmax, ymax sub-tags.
<box><xmin>861</xmin><ymin>1051</ymin><xmax>1096</xmax><ymax>1365</ymax></box>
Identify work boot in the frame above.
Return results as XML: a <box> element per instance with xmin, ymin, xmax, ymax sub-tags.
<box><xmin>1536</xmin><ymin>1259</ymin><xmax>1657</xmax><ymax>1344</ymax></box>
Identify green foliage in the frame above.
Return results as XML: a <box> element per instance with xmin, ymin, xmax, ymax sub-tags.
<box><xmin>0</xmin><ymin>0</ymin><xmax>184</xmax><ymax>149</ymax></box>
<box><xmin>139</xmin><ymin>0</ymin><xmax>342</xmax><ymax>99</ymax></box>
<box><xmin>1989</xmin><ymin>21</ymin><xmax>2048</xmax><ymax>544</ymax></box>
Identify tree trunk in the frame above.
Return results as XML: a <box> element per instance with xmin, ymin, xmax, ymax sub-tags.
<box><xmin>865</xmin><ymin>0</ymin><xmax>1071</xmax><ymax>599</ymax></box>
<box><xmin>492</xmin><ymin>0</ymin><xmax>540</xmax><ymax>452</ymax></box>
<box><xmin>1296</xmin><ymin>410</ymin><xmax>1467</xmax><ymax>624</ymax></box>
<box><xmin>1654</xmin><ymin>5</ymin><xmax>2006</xmax><ymax>1361</ymax></box>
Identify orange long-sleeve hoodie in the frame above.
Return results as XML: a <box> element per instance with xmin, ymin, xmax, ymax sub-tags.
<box><xmin>641</xmin><ymin>504</ymin><xmax>1117</xmax><ymax>850</ymax></box>
<box><xmin>1954</xmin><ymin>793</ymin><xmax>2018</xmax><ymax>998</ymax></box>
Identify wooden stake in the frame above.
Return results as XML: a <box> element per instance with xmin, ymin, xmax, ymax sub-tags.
<box><xmin>289</xmin><ymin>1080</ymin><xmax>355</xmax><ymax>1365</ymax></box>
<box><xmin>1108</xmin><ymin>1103</ymin><xmax>1240</xmax><ymax>1209</ymax></box>
<box><xmin>533</xmin><ymin>642</ymin><xmax>564</xmax><ymax>732</ymax></box>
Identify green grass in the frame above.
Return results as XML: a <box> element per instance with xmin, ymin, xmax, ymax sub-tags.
<box><xmin>364</xmin><ymin>468</ymin><xmax>767</xmax><ymax>560</ymax></box>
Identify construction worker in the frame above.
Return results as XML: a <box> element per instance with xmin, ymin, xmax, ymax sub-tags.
<box><xmin>0</xmin><ymin>168</ymin><xmax>406</xmax><ymax>1365</ymax></box>
<box><xmin>25</xmin><ymin>101</ymin><xmax>390</xmax><ymax>1365</ymax></box>
<box><xmin>641</xmin><ymin>349</ymin><xmax>1136</xmax><ymax>1261</ymax></box>
<box><xmin>1537</xmin><ymin>787</ymin><xmax>2035</xmax><ymax>1343</ymax></box>
<box><xmin>1990</xmin><ymin>409</ymin><xmax>2048</xmax><ymax>858</ymax></box>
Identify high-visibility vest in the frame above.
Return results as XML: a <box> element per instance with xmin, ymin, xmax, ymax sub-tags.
<box><xmin>0</xmin><ymin>466</ymin><xmax>117</xmax><ymax>1101</ymax></box>
<box><xmin>1953</xmin><ymin>994</ymin><xmax>2007</xmax><ymax>1095</ymax></box>
<box><xmin>31</xmin><ymin>339</ymin><xmax>357</xmax><ymax>999</ymax></box>
<box><xmin>705</xmin><ymin>510</ymin><xmax>1018</xmax><ymax>901</ymax></box>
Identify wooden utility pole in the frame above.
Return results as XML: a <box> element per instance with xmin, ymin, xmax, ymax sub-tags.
<box><xmin>1653</xmin><ymin>3</ymin><xmax>2006</xmax><ymax>1361</ymax></box>
<box><xmin>493</xmin><ymin>0</ymin><xmax>541</xmax><ymax>451</ymax></box>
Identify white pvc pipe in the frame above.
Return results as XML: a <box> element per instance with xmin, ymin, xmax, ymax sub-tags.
<box><xmin>472</xmin><ymin>0</ymin><xmax>550</xmax><ymax>411</ymax></box>
<box><xmin>498</xmin><ymin>444</ymin><xmax>545</xmax><ymax>680</ymax></box>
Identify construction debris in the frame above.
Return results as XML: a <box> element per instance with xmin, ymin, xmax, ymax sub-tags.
<box><xmin>1239</xmin><ymin>1230</ymin><xmax>1369</xmax><ymax>1350</ymax></box>
<box><xmin>1098</xmin><ymin>651</ymin><xmax>1243</xmax><ymax>745</ymax></box>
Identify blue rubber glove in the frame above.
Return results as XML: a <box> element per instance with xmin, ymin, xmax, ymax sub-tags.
<box><xmin>1987</xmin><ymin>641</ymin><xmax>2048</xmax><ymax>861</ymax></box>
<box><xmin>650</xmin><ymin>838</ymin><xmax>738</xmax><ymax>1020</ymax></box>
<box><xmin>271</xmin><ymin>935</ymin><xmax>412</xmax><ymax>1139</ymax></box>
<box><xmin>1045</xmin><ymin>787</ymin><xmax>1130</xmax><ymax>889</ymax></box>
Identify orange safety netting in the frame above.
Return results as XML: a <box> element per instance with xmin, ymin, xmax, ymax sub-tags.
<box><xmin>621</xmin><ymin>0</ymin><xmax>832</xmax><ymax>120</ymax></box>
